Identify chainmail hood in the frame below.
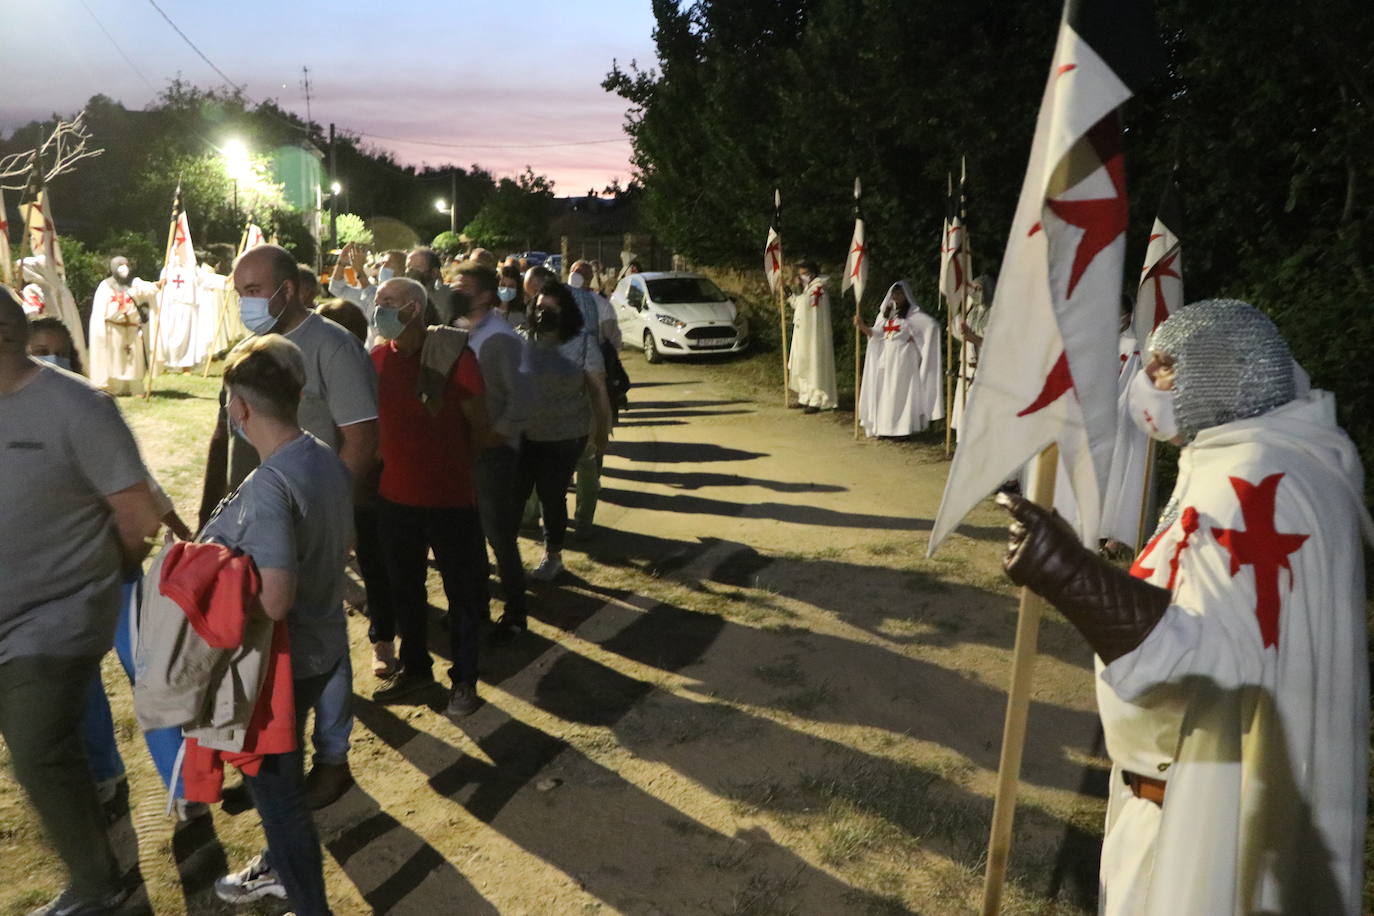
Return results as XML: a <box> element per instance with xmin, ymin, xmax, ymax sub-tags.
<box><xmin>1147</xmin><ymin>298</ymin><xmax>1295</xmax><ymax>443</ymax></box>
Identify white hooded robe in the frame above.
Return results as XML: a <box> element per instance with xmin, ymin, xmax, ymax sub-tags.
<box><xmin>788</xmin><ymin>275</ymin><xmax>838</xmax><ymax>409</ymax></box>
<box><xmin>858</xmin><ymin>281</ymin><xmax>944</xmax><ymax>437</ymax></box>
<box><xmin>88</xmin><ymin>275</ymin><xmax>158</xmax><ymax>392</ymax></box>
<box><xmin>1093</xmin><ymin>390</ymin><xmax>1370</xmax><ymax>915</ymax></box>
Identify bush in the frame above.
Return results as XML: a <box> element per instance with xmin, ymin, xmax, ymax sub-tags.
<box><xmin>96</xmin><ymin>229</ymin><xmax>161</xmax><ymax>279</ymax></box>
<box><xmin>431</xmin><ymin>231</ymin><xmax>464</xmax><ymax>259</ymax></box>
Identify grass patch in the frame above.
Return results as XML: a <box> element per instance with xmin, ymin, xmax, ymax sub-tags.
<box><xmin>775</xmin><ymin>681</ymin><xmax>836</xmax><ymax>715</ymax></box>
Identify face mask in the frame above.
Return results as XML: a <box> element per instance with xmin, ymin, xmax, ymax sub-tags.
<box><xmin>114</xmin><ymin>266</ymin><xmax>130</xmax><ymax>281</ymax></box>
<box><xmin>238</xmin><ymin>282</ymin><xmax>286</xmax><ymax>335</ymax></box>
<box><xmin>37</xmin><ymin>354</ymin><xmax>71</xmax><ymax>371</ymax></box>
<box><xmin>535</xmin><ymin>308</ymin><xmax>559</xmax><ymax>334</ymax></box>
<box><xmin>227</xmin><ymin>397</ymin><xmax>252</xmax><ymax>445</ymax></box>
<box><xmin>497</xmin><ymin>286</ymin><xmax>518</xmax><ymax>304</ymax></box>
<box><xmin>568</xmin><ymin>273</ymin><xmax>586</xmax><ymax>289</ymax></box>
<box><xmin>798</xmin><ymin>274</ymin><xmax>812</xmax><ymax>287</ymax></box>
<box><xmin>1127</xmin><ymin>368</ymin><xmax>1179</xmax><ymax>442</ymax></box>
<box><xmin>375</xmin><ymin>306</ymin><xmax>412</xmax><ymax>341</ymax></box>
<box><xmin>378</xmin><ymin>266</ymin><xmax>395</xmax><ymax>283</ymax></box>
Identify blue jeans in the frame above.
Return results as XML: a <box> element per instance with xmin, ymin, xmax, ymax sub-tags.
<box><xmin>246</xmin><ymin>660</ymin><xmax>337</xmax><ymax>916</ymax></box>
<box><xmin>79</xmin><ymin>574</ymin><xmax>185</xmax><ymax>793</ymax></box>
<box><xmin>309</xmin><ymin>650</ymin><xmax>352</xmax><ymax>767</ymax></box>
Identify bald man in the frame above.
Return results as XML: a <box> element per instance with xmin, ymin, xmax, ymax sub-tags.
<box><xmin>0</xmin><ymin>284</ymin><xmax>160</xmax><ymax>914</ymax></box>
<box><xmin>201</xmin><ymin>244</ymin><xmax>379</xmax><ymax>808</ymax></box>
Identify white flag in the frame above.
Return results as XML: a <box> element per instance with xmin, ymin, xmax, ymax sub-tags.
<box><xmin>1133</xmin><ymin>179</ymin><xmax>1183</xmax><ymax>350</ymax></box>
<box><xmin>841</xmin><ymin>216</ymin><xmax>868</xmax><ymax>304</ymax></box>
<box><xmin>929</xmin><ymin>1</ymin><xmax>1160</xmax><ymax>553</ymax></box>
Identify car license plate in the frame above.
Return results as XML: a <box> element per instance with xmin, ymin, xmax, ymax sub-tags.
<box><xmin>696</xmin><ymin>340</ymin><xmax>732</xmax><ymax>348</ymax></box>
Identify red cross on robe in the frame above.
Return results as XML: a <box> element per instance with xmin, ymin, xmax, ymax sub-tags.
<box><xmin>809</xmin><ymin>286</ymin><xmax>823</xmax><ymax>307</ymax></box>
<box><xmin>882</xmin><ymin>319</ymin><xmax>903</xmax><ymax>338</ymax></box>
<box><xmin>1211</xmin><ymin>473</ymin><xmax>1309</xmax><ymax>649</ymax></box>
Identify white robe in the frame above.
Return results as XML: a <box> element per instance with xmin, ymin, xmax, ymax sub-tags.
<box><xmin>1099</xmin><ymin>330</ymin><xmax>1151</xmax><ymax>547</ymax></box>
<box><xmin>1094</xmin><ymin>389</ymin><xmax>1370</xmax><ymax>915</ymax></box>
<box><xmin>196</xmin><ymin>267</ymin><xmax>235</xmax><ymax>357</ymax></box>
<box><xmin>88</xmin><ymin>277</ymin><xmax>157</xmax><ymax>392</ymax></box>
<box><xmin>858</xmin><ymin>283</ymin><xmax>944</xmax><ymax>437</ymax></box>
<box><xmin>157</xmin><ymin>265</ymin><xmax>201</xmax><ymax>369</ymax></box>
<box><xmin>788</xmin><ymin>276</ymin><xmax>837</xmax><ymax>409</ymax></box>
<box><xmin>949</xmin><ymin>301</ymin><xmax>988</xmax><ymax>435</ymax></box>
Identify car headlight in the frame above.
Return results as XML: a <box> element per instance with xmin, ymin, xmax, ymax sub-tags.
<box><xmin>655</xmin><ymin>314</ymin><xmax>685</xmax><ymax>330</ymax></box>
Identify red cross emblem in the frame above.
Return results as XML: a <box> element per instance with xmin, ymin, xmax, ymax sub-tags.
<box><xmin>1211</xmin><ymin>473</ymin><xmax>1309</xmax><ymax>649</ymax></box>
<box><xmin>766</xmin><ymin>238</ymin><xmax>781</xmax><ymax>275</ymax></box>
<box><xmin>174</xmin><ymin>220</ymin><xmax>188</xmax><ymax>250</ymax></box>
<box><xmin>1132</xmin><ymin>506</ymin><xmax>1200</xmax><ymax>591</ymax></box>
<box><xmin>1044</xmin><ymin>114</ymin><xmax>1127</xmax><ymax>300</ymax></box>
<box><xmin>1141</xmin><ymin>247</ymin><xmax>1180</xmax><ymax>333</ymax></box>
<box><xmin>809</xmin><ymin>285</ymin><xmax>823</xmax><ymax>307</ymax></box>
<box><xmin>848</xmin><ymin>240</ymin><xmax>867</xmax><ymax>279</ymax></box>
<box><xmin>882</xmin><ymin>319</ymin><xmax>902</xmax><ymax>337</ymax></box>
<box><xmin>1016</xmin><ymin>350</ymin><xmax>1075</xmax><ymax>417</ymax></box>
<box><xmin>171</xmin><ymin>274</ymin><xmax>186</xmax><ymax>289</ymax></box>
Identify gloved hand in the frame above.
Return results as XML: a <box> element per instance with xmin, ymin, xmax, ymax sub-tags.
<box><xmin>996</xmin><ymin>492</ymin><xmax>1171</xmax><ymax>663</ymax></box>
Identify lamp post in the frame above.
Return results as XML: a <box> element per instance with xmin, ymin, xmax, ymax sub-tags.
<box><xmin>436</xmin><ymin>197</ymin><xmax>455</xmax><ymax>234</ymax></box>
<box><xmin>222</xmin><ymin>138</ymin><xmax>251</xmax><ymax>216</ymax></box>
<box><xmin>329</xmin><ymin>180</ymin><xmax>341</xmax><ymax>248</ymax></box>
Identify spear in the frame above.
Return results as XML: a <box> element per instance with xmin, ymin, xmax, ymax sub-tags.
<box><xmin>145</xmin><ymin>179</ymin><xmax>181</xmax><ymax>399</ymax></box>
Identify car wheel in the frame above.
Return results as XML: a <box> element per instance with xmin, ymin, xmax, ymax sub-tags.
<box><xmin>643</xmin><ymin>330</ymin><xmax>662</xmax><ymax>364</ymax></box>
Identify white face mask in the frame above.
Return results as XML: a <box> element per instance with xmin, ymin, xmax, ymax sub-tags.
<box><xmin>377</xmin><ymin>266</ymin><xmax>395</xmax><ymax>283</ymax></box>
<box><xmin>1127</xmin><ymin>368</ymin><xmax>1179</xmax><ymax>442</ymax></box>
<box><xmin>568</xmin><ymin>272</ymin><xmax>586</xmax><ymax>289</ymax></box>
<box><xmin>238</xmin><ymin>281</ymin><xmax>287</xmax><ymax>335</ymax></box>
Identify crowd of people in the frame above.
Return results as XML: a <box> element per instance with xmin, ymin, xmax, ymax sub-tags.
<box><xmin>2</xmin><ymin>230</ymin><xmax>1370</xmax><ymax>916</ymax></box>
<box><xmin>0</xmin><ymin>240</ymin><xmax>634</xmax><ymax>916</ymax></box>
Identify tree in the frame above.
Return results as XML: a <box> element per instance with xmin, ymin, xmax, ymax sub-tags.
<box><xmin>431</xmin><ymin>231</ymin><xmax>464</xmax><ymax>258</ymax></box>
<box><xmin>460</xmin><ymin>168</ymin><xmax>555</xmax><ymax>252</ymax></box>
<box><xmin>334</xmin><ymin>213</ymin><xmax>373</xmax><ymax>246</ymax></box>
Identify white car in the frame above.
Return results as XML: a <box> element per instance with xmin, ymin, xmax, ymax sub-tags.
<box><xmin>610</xmin><ymin>271</ymin><xmax>749</xmax><ymax>362</ymax></box>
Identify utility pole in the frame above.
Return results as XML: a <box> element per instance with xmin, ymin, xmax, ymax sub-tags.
<box><xmin>328</xmin><ymin>122</ymin><xmax>338</xmax><ymax>249</ymax></box>
<box><xmin>301</xmin><ymin>66</ymin><xmax>313</xmax><ymax>131</ymax></box>
<box><xmin>450</xmin><ymin>169</ymin><xmax>457</xmax><ymax>234</ymax></box>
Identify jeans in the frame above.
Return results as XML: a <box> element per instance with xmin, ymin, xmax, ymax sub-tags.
<box><xmin>79</xmin><ymin>574</ymin><xmax>184</xmax><ymax>792</ymax></box>
<box><xmin>354</xmin><ymin>505</ymin><xmax>394</xmax><ymax>644</ymax></box>
<box><xmin>474</xmin><ymin>445</ymin><xmax>528</xmax><ymax>624</ymax></box>
<box><xmin>516</xmin><ymin>436</ymin><xmax>588</xmax><ymax>552</ymax></box>
<box><xmin>309</xmin><ymin>650</ymin><xmax>353</xmax><ymax>767</ymax></box>
<box><xmin>574</xmin><ymin>444</ymin><xmax>603</xmax><ymax>528</ymax></box>
<box><xmin>245</xmin><ymin>660</ymin><xmax>338</xmax><ymax>916</ymax></box>
<box><xmin>377</xmin><ymin>500</ymin><xmax>488</xmax><ymax>687</ymax></box>
<box><xmin>0</xmin><ymin>654</ymin><xmax>123</xmax><ymax>900</ymax></box>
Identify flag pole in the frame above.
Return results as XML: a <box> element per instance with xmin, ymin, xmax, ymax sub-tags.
<box><xmin>959</xmin><ymin>157</ymin><xmax>972</xmax><ymax>423</ymax></box>
<box><xmin>775</xmin><ymin>190</ymin><xmax>790</xmax><ymax>408</ymax></box>
<box><xmin>980</xmin><ymin>443</ymin><xmax>1058</xmax><ymax>915</ymax></box>
<box><xmin>851</xmin><ymin>177</ymin><xmax>863</xmax><ymax>440</ymax></box>
<box><xmin>145</xmin><ymin>181</ymin><xmax>180</xmax><ymax>400</ymax></box>
<box><xmin>943</xmin><ymin>171</ymin><xmax>955</xmax><ymax>459</ymax></box>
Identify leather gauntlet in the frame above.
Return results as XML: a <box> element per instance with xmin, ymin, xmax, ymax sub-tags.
<box><xmin>998</xmin><ymin>493</ymin><xmax>1170</xmax><ymax>663</ymax></box>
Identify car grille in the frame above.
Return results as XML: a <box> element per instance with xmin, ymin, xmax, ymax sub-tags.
<box><xmin>685</xmin><ymin>326</ymin><xmax>736</xmax><ymax>340</ymax></box>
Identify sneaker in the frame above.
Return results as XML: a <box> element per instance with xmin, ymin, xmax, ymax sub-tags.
<box><xmin>488</xmin><ymin>618</ymin><xmax>527</xmax><ymax>647</ymax></box>
<box><xmin>372</xmin><ymin>670</ymin><xmax>436</xmax><ymax>704</ymax></box>
<box><xmin>27</xmin><ymin>886</ymin><xmax>129</xmax><ymax>916</ymax></box>
<box><xmin>445</xmin><ymin>682</ymin><xmax>483</xmax><ymax>718</ymax></box>
<box><xmin>303</xmin><ymin>761</ymin><xmax>354</xmax><ymax>810</ymax></box>
<box><xmin>370</xmin><ymin>640</ymin><xmax>398</xmax><ymax>678</ymax></box>
<box><xmin>530</xmin><ymin>552</ymin><xmax>564</xmax><ymax>582</ymax></box>
<box><xmin>215</xmin><ymin>855</ymin><xmax>286</xmax><ymax>904</ymax></box>
<box><xmin>802</xmin><ymin>405</ymin><xmax>820</xmax><ymax>414</ymax></box>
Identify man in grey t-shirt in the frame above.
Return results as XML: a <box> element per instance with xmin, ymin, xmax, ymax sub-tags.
<box><xmin>0</xmin><ymin>286</ymin><xmax>161</xmax><ymax>914</ymax></box>
<box><xmin>198</xmin><ymin>245</ymin><xmax>377</xmax><ymax>809</ymax></box>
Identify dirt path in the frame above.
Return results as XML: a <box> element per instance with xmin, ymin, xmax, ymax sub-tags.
<box><xmin>3</xmin><ymin>352</ymin><xmax>1108</xmax><ymax>915</ymax></box>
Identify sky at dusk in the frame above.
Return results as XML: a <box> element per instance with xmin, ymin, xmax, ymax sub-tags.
<box><xmin>3</xmin><ymin>0</ymin><xmax>660</xmax><ymax>194</ymax></box>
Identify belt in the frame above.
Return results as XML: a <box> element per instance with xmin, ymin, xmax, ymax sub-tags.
<box><xmin>1123</xmin><ymin>770</ymin><xmax>1167</xmax><ymax>807</ymax></box>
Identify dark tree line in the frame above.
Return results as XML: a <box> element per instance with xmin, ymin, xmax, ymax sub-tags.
<box><xmin>605</xmin><ymin>0</ymin><xmax>1374</xmax><ymax>503</ymax></box>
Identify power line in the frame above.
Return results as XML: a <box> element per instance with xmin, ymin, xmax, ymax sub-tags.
<box><xmin>146</xmin><ymin>0</ymin><xmax>243</xmax><ymax>94</ymax></box>
<box><xmin>350</xmin><ymin>131</ymin><xmax>626</xmax><ymax>151</ymax></box>
<box><xmin>78</xmin><ymin>0</ymin><xmax>157</xmax><ymax>93</ymax></box>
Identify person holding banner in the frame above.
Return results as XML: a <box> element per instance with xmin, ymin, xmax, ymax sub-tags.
<box><xmin>854</xmin><ymin>281</ymin><xmax>943</xmax><ymax>438</ymax></box>
<box><xmin>89</xmin><ymin>257</ymin><xmax>159</xmax><ymax>395</ymax></box>
<box><xmin>787</xmin><ymin>260</ymin><xmax>836</xmax><ymax>414</ymax></box>
<box><xmin>1000</xmin><ymin>300</ymin><xmax>1368</xmax><ymax>915</ymax></box>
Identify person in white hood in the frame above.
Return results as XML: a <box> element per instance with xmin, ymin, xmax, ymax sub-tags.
<box><xmin>855</xmin><ymin>280</ymin><xmax>944</xmax><ymax>438</ymax></box>
<box><xmin>1000</xmin><ymin>299</ymin><xmax>1370</xmax><ymax>915</ymax></box>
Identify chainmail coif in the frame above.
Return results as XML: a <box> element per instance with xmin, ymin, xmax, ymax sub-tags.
<box><xmin>1147</xmin><ymin>298</ymin><xmax>1295</xmax><ymax>445</ymax></box>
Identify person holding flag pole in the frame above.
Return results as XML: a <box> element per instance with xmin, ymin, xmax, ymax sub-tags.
<box><xmin>763</xmin><ymin>190</ymin><xmax>788</xmax><ymax>406</ymax></box>
<box><xmin>144</xmin><ymin>182</ymin><xmax>182</xmax><ymax>399</ymax></box>
<box><xmin>924</xmin><ymin>0</ymin><xmax>1163</xmax><ymax>911</ymax></box>
<box><xmin>842</xmin><ymin>177</ymin><xmax>869</xmax><ymax>438</ymax></box>
<box><xmin>19</xmin><ymin>171</ymin><xmax>87</xmax><ymax>370</ymax></box>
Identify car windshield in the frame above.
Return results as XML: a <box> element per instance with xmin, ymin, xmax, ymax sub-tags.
<box><xmin>646</xmin><ymin>277</ymin><xmax>729</xmax><ymax>304</ymax></box>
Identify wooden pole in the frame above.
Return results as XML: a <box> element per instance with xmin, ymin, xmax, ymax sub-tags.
<box><xmin>1133</xmin><ymin>437</ymin><xmax>1159</xmax><ymax>550</ymax></box>
<box><xmin>779</xmin><ymin>281</ymin><xmax>790</xmax><ymax>407</ymax></box>
<box><xmin>980</xmin><ymin>443</ymin><xmax>1059</xmax><ymax>915</ymax></box>
<box><xmin>144</xmin><ymin>188</ymin><xmax>180</xmax><ymax>400</ymax></box>
<box><xmin>853</xmin><ymin>301</ymin><xmax>862</xmax><ymax>439</ymax></box>
<box><xmin>945</xmin><ymin>299</ymin><xmax>955</xmax><ymax>457</ymax></box>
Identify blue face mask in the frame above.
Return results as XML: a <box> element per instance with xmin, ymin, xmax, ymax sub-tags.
<box><xmin>374</xmin><ymin>305</ymin><xmax>412</xmax><ymax>341</ymax></box>
<box><xmin>36</xmin><ymin>354</ymin><xmax>72</xmax><ymax>371</ymax></box>
<box><xmin>227</xmin><ymin>396</ymin><xmax>252</xmax><ymax>445</ymax></box>
<box><xmin>497</xmin><ymin>286</ymin><xmax>518</xmax><ymax>304</ymax></box>
<box><xmin>238</xmin><ymin>281</ymin><xmax>286</xmax><ymax>335</ymax></box>
<box><xmin>377</xmin><ymin>266</ymin><xmax>395</xmax><ymax>283</ymax></box>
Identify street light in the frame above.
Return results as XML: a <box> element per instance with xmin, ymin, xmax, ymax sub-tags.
<box><xmin>221</xmin><ymin>138</ymin><xmax>251</xmax><ymax>214</ymax></box>
<box><xmin>436</xmin><ymin>197</ymin><xmax>455</xmax><ymax>234</ymax></box>
<box><xmin>330</xmin><ymin>181</ymin><xmax>342</xmax><ymax>195</ymax></box>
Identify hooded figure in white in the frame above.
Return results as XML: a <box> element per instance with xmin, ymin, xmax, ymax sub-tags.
<box><xmin>1097</xmin><ymin>306</ymin><xmax>1150</xmax><ymax>548</ymax></box>
<box><xmin>856</xmin><ymin>280</ymin><xmax>943</xmax><ymax>436</ymax></box>
<box><xmin>1001</xmin><ymin>300</ymin><xmax>1369</xmax><ymax>916</ymax></box>
<box><xmin>89</xmin><ymin>256</ymin><xmax>158</xmax><ymax>393</ymax></box>
<box><xmin>788</xmin><ymin>261</ymin><xmax>837</xmax><ymax>410</ymax></box>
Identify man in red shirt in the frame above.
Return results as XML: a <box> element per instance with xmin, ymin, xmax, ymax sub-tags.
<box><xmin>370</xmin><ymin>277</ymin><xmax>491</xmax><ymax>717</ymax></box>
